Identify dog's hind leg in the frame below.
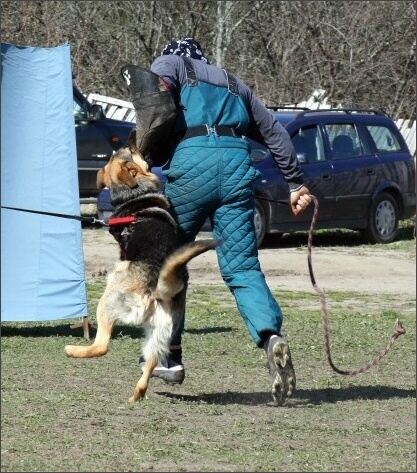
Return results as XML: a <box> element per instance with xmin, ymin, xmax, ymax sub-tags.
<box><xmin>65</xmin><ymin>296</ymin><xmax>114</xmax><ymax>358</ymax></box>
<box><xmin>129</xmin><ymin>305</ymin><xmax>173</xmax><ymax>402</ymax></box>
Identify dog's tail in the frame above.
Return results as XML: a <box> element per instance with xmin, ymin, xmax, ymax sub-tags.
<box><xmin>156</xmin><ymin>239</ymin><xmax>220</xmax><ymax>300</ymax></box>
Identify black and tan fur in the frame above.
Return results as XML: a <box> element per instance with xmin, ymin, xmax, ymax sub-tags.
<box><xmin>65</xmin><ymin>131</ymin><xmax>219</xmax><ymax>402</ymax></box>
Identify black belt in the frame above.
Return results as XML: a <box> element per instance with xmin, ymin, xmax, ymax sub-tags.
<box><xmin>182</xmin><ymin>125</ymin><xmax>241</xmax><ymax>141</ymax></box>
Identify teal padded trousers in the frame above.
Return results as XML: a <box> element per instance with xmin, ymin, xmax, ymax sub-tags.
<box><xmin>162</xmin><ymin>134</ymin><xmax>283</xmax><ymax>346</ymax></box>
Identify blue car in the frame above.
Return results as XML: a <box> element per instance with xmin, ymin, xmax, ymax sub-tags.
<box><xmin>97</xmin><ymin>108</ymin><xmax>416</xmax><ymax>246</ymax></box>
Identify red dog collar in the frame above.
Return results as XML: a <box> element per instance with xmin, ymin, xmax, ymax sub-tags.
<box><xmin>108</xmin><ymin>216</ymin><xmax>136</xmax><ymax>227</ymax></box>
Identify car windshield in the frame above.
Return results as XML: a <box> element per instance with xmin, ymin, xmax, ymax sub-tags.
<box><xmin>73</xmin><ymin>95</ymin><xmax>89</xmax><ymax>121</ymax></box>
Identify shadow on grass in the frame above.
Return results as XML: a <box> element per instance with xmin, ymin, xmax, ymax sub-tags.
<box><xmin>261</xmin><ymin>224</ymin><xmax>415</xmax><ymax>249</ymax></box>
<box><xmin>0</xmin><ymin>323</ymin><xmax>234</xmax><ymax>339</ymax></box>
<box><xmin>0</xmin><ymin>322</ymin><xmax>131</xmax><ymax>338</ymax></box>
<box><xmin>156</xmin><ymin>385</ymin><xmax>416</xmax><ymax>407</ymax></box>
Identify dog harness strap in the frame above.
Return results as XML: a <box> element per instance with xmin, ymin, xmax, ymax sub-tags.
<box><xmin>108</xmin><ymin>216</ymin><xmax>137</xmax><ymax>260</ymax></box>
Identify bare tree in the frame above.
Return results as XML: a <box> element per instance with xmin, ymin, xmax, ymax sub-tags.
<box><xmin>1</xmin><ymin>0</ymin><xmax>415</xmax><ymax>117</ymax></box>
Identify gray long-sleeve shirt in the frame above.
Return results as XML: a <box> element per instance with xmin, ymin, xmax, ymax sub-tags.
<box><xmin>151</xmin><ymin>55</ymin><xmax>304</xmax><ymax>190</ymax></box>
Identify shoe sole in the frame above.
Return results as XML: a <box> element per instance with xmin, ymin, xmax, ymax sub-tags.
<box><xmin>270</xmin><ymin>340</ymin><xmax>296</xmax><ymax>406</ymax></box>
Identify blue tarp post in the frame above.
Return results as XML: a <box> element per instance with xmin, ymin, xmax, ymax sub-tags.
<box><xmin>1</xmin><ymin>42</ymin><xmax>88</xmax><ymax>326</ymax></box>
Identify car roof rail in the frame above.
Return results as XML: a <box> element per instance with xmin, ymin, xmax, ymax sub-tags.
<box><xmin>267</xmin><ymin>105</ymin><xmax>388</xmax><ymax>117</ymax></box>
<box><xmin>267</xmin><ymin>105</ymin><xmax>310</xmax><ymax>111</ymax></box>
<box><xmin>299</xmin><ymin>108</ymin><xmax>387</xmax><ymax>117</ymax></box>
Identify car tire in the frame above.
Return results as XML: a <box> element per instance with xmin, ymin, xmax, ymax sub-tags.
<box><xmin>361</xmin><ymin>192</ymin><xmax>399</xmax><ymax>244</ymax></box>
<box><xmin>254</xmin><ymin>199</ymin><xmax>267</xmax><ymax>248</ymax></box>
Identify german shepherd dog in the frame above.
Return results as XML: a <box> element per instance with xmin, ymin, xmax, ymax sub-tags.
<box><xmin>65</xmin><ymin>131</ymin><xmax>219</xmax><ymax>402</ymax></box>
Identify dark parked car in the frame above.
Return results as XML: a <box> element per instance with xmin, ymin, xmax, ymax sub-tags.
<box><xmin>251</xmin><ymin>107</ymin><xmax>416</xmax><ymax>245</ymax></box>
<box><xmin>97</xmin><ymin>107</ymin><xmax>416</xmax><ymax>246</ymax></box>
<box><xmin>73</xmin><ymin>85</ymin><xmax>135</xmax><ymax>198</ymax></box>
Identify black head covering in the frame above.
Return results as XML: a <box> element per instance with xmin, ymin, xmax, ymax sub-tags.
<box><xmin>161</xmin><ymin>37</ymin><xmax>210</xmax><ymax>64</ymax></box>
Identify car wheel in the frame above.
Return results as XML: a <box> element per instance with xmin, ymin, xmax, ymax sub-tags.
<box><xmin>254</xmin><ymin>199</ymin><xmax>267</xmax><ymax>248</ymax></box>
<box><xmin>361</xmin><ymin>192</ymin><xmax>399</xmax><ymax>244</ymax></box>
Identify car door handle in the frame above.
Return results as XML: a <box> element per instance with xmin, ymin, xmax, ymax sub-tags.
<box><xmin>367</xmin><ymin>169</ymin><xmax>375</xmax><ymax>175</ymax></box>
<box><xmin>321</xmin><ymin>174</ymin><xmax>331</xmax><ymax>180</ymax></box>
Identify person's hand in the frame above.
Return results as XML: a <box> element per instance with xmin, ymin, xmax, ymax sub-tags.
<box><xmin>290</xmin><ymin>186</ymin><xmax>312</xmax><ymax>215</ymax></box>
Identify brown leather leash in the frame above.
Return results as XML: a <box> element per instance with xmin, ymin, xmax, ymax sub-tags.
<box><xmin>307</xmin><ymin>195</ymin><xmax>406</xmax><ymax>375</ymax></box>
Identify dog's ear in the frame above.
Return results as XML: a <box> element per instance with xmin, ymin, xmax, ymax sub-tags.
<box><xmin>117</xmin><ymin>161</ymin><xmax>141</xmax><ymax>188</ymax></box>
<box><xmin>97</xmin><ymin>168</ymin><xmax>108</xmax><ymax>189</ymax></box>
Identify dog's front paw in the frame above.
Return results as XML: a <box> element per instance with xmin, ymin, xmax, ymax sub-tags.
<box><xmin>64</xmin><ymin>345</ymin><xmax>76</xmax><ymax>357</ymax></box>
<box><xmin>64</xmin><ymin>345</ymin><xmax>91</xmax><ymax>358</ymax></box>
<box><xmin>64</xmin><ymin>344</ymin><xmax>108</xmax><ymax>358</ymax></box>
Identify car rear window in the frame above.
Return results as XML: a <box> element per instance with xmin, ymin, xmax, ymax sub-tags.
<box><xmin>366</xmin><ymin>125</ymin><xmax>403</xmax><ymax>153</ymax></box>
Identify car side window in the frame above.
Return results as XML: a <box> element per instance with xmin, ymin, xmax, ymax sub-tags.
<box><xmin>291</xmin><ymin>125</ymin><xmax>325</xmax><ymax>163</ymax></box>
<box><xmin>366</xmin><ymin>125</ymin><xmax>403</xmax><ymax>152</ymax></box>
<box><xmin>325</xmin><ymin>123</ymin><xmax>364</xmax><ymax>159</ymax></box>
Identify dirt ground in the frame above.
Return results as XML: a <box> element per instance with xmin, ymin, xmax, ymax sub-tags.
<box><xmin>82</xmin><ymin>227</ymin><xmax>416</xmax><ymax>297</ymax></box>
<box><xmin>2</xmin><ymin>228</ymin><xmax>415</xmax><ymax>472</ymax></box>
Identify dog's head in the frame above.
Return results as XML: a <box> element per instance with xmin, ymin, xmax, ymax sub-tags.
<box><xmin>97</xmin><ymin>130</ymin><xmax>161</xmax><ymax>203</ymax></box>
